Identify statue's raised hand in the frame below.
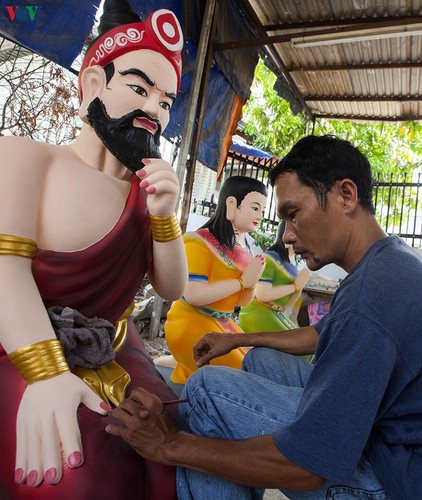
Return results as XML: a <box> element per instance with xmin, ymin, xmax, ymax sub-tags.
<box><xmin>241</xmin><ymin>254</ymin><xmax>266</xmax><ymax>289</ymax></box>
<box><xmin>136</xmin><ymin>159</ymin><xmax>180</xmax><ymax>216</ymax></box>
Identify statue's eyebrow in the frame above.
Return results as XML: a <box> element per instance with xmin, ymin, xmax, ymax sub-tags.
<box><xmin>119</xmin><ymin>68</ymin><xmax>176</xmax><ymax>102</ymax></box>
<box><xmin>119</xmin><ymin>68</ymin><xmax>155</xmax><ymax>86</ymax></box>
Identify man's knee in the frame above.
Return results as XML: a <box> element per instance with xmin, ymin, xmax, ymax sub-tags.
<box><xmin>242</xmin><ymin>347</ymin><xmax>290</xmax><ymax>370</ymax></box>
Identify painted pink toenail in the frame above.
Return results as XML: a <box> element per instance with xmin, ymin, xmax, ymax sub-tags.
<box><xmin>26</xmin><ymin>470</ymin><xmax>38</xmax><ymax>487</ymax></box>
<box><xmin>68</xmin><ymin>451</ymin><xmax>82</xmax><ymax>468</ymax></box>
<box><xmin>44</xmin><ymin>467</ymin><xmax>57</xmax><ymax>484</ymax></box>
<box><xmin>14</xmin><ymin>468</ymin><xmax>24</xmax><ymax>484</ymax></box>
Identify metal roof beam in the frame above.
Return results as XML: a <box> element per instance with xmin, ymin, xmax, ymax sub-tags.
<box><xmin>315</xmin><ymin>113</ymin><xmax>422</xmax><ymax>122</ymax></box>
<box><xmin>289</xmin><ymin>62</ymin><xmax>422</xmax><ymax>72</ymax></box>
<box><xmin>307</xmin><ymin>95</ymin><xmax>422</xmax><ymax>102</ymax></box>
<box><xmin>263</xmin><ymin>14</ymin><xmax>422</xmax><ymax>32</ymax></box>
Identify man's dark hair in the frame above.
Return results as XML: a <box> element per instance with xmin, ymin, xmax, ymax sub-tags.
<box><xmin>201</xmin><ymin>176</ymin><xmax>267</xmax><ymax>251</ymax></box>
<box><xmin>269</xmin><ymin>135</ymin><xmax>375</xmax><ymax>214</ymax></box>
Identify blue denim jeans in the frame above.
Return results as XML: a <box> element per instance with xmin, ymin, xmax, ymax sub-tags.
<box><xmin>177</xmin><ymin>348</ymin><xmax>390</xmax><ymax>499</ymax></box>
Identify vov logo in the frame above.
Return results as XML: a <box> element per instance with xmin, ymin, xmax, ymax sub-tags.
<box><xmin>6</xmin><ymin>5</ymin><xmax>39</xmax><ymax>22</ymax></box>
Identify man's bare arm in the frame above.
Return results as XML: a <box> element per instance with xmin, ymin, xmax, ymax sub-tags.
<box><xmin>106</xmin><ymin>388</ymin><xmax>326</xmax><ymax>491</ymax></box>
<box><xmin>194</xmin><ymin>325</ymin><xmax>318</xmax><ymax>367</ymax></box>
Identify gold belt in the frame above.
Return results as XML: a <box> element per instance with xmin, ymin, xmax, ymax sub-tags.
<box><xmin>72</xmin><ymin>303</ymin><xmax>134</xmax><ymax>407</ymax></box>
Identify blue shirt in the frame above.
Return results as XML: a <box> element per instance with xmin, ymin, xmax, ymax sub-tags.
<box><xmin>272</xmin><ymin>236</ymin><xmax>422</xmax><ymax>500</ymax></box>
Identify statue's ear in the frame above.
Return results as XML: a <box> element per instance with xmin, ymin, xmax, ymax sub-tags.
<box><xmin>225</xmin><ymin>196</ymin><xmax>237</xmax><ymax>222</ymax></box>
<box><xmin>79</xmin><ymin>66</ymin><xmax>107</xmax><ymax>121</ymax></box>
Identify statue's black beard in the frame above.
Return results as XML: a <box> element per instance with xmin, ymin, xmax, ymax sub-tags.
<box><xmin>87</xmin><ymin>97</ymin><xmax>162</xmax><ymax>173</ymax></box>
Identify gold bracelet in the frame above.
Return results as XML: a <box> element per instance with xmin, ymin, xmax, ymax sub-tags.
<box><xmin>237</xmin><ymin>277</ymin><xmax>245</xmax><ymax>291</ymax></box>
<box><xmin>149</xmin><ymin>214</ymin><xmax>182</xmax><ymax>242</ymax></box>
<box><xmin>293</xmin><ymin>282</ymin><xmax>300</xmax><ymax>294</ymax></box>
<box><xmin>9</xmin><ymin>339</ymin><xmax>70</xmax><ymax>384</ymax></box>
<box><xmin>0</xmin><ymin>233</ymin><xmax>38</xmax><ymax>259</ymax></box>
<box><xmin>245</xmin><ymin>284</ymin><xmax>256</xmax><ymax>292</ymax></box>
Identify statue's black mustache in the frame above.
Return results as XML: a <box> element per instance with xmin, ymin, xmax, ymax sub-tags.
<box><xmin>105</xmin><ymin>108</ymin><xmax>162</xmax><ymax>136</ymax></box>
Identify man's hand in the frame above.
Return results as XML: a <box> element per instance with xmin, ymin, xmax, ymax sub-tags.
<box><xmin>15</xmin><ymin>373</ymin><xmax>109</xmax><ymax>487</ymax></box>
<box><xmin>105</xmin><ymin>387</ymin><xmax>179</xmax><ymax>463</ymax></box>
<box><xmin>193</xmin><ymin>332</ymin><xmax>239</xmax><ymax>367</ymax></box>
<box><xmin>136</xmin><ymin>158</ymin><xmax>180</xmax><ymax>216</ymax></box>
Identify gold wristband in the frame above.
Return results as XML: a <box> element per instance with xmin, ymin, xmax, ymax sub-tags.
<box><xmin>237</xmin><ymin>277</ymin><xmax>245</xmax><ymax>291</ymax></box>
<box><xmin>245</xmin><ymin>284</ymin><xmax>257</xmax><ymax>292</ymax></box>
<box><xmin>293</xmin><ymin>282</ymin><xmax>300</xmax><ymax>294</ymax></box>
<box><xmin>9</xmin><ymin>339</ymin><xmax>70</xmax><ymax>384</ymax></box>
<box><xmin>149</xmin><ymin>214</ymin><xmax>182</xmax><ymax>242</ymax></box>
<box><xmin>0</xmin><ymin>233</ymin><xmax>38</xmax><ymax>259</ymax></box>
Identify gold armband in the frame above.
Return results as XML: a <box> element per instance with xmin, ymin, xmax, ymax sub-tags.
<box><xmin>0</xmin><ymin>233</ymin><xmax>38</xmax><ymax>259</ymax></box>
<box><xmin>9</xmin><ymin>339</ymin><xmax>70</xmax><ymax>384</ymax></box>
<box><xmin>237</xmin><ymin>277</ymin><xmax>245</xmax><ymax>291</ymax></box>
<box><xmin>149</xmin><ymin>214</ymin><xmax>182</xmax><ymax>242</ymax></box>
<box><xmin>245</xmin><ymin>284</ymin><xmax>257</xmax><ymax>292</ymax></box>
<box><xmin>293</xmin><ymin>282</ymin><xmax>300</xmax><ymax>294</ymax></box>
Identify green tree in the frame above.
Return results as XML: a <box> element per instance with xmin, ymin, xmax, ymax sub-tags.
<box><xmin>243</xmin><ymin>58</ymin><xmax>422</xmax><ymax>244</ymax></box>
<box><xmin>243</xmin><ymin>58</ymin><xmax>422</xmax><ymax>177</ymax></box>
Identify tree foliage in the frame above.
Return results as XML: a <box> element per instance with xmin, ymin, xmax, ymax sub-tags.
<box><xmin>0</xmin><ymin>39</ymin><xmax>81</xmax><ymax>143</ymax></box>
<box><xmin>243</xmin><ymin>58</ymin><xmax>422</xmax><ymax>178</ymax></box>
<box><xmin>243</xmin><ymin>58</ymin><xmax>422</xmax><ymax>244</ymax></box>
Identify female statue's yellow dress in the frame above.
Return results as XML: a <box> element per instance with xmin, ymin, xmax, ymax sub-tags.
<box><xmin>164</xmin><ymin>228</ymin><xmax>252</xmax><ymax>384</ymax></box>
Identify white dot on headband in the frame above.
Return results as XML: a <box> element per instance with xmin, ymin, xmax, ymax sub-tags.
<box><xmin>163</xmin><ymin>22</ymin><xmax>175</xmax><ymax>38</ymax></box>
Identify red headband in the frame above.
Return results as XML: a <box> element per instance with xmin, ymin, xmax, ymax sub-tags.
<box><xmin>79</xmin><ymin>9</ymin><xmax>183</xmax><ymax>95</ymax></box>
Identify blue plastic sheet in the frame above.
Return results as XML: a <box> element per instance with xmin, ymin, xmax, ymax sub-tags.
<box><xmin>0</xmin><ymin>0</ymin><xmax>101</xmax><ymax>68</ymax></box>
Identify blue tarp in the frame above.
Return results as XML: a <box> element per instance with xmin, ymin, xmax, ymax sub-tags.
<box><xmin>0</xmin><ymin>0</ymin><xmax>263</xmax><ymax>171</ymax></box>
<box><xmin>0</xmin><ymin>0</ymin><xmax>100</xmax><ymax>68</ymax></box>
<box><xmin>230</xmin><ymin>136</ymin><xmax>274</xmax><ymax>159</ymax></box>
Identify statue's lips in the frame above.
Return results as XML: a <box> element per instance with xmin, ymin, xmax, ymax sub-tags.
<box><xmin>135</xmin><ymin>117</ymin><xmax>158</xmax><ymax>133</ymax></box>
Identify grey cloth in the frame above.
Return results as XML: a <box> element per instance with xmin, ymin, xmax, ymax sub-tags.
<box><xmin>47</xmin><ymin>306</ymin><xmax>116</xmax><ymax>369</ymax></box>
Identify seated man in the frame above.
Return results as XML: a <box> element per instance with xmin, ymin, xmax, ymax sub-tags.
<box><xmin>106</xmin><ymin>135</ymin><xmax>422</xmax><ymax>500</ymax></box>
<box><xmin>0</xmin><ymin>0</ymin><xmax>187</xmax><ymax>498</ymax></box>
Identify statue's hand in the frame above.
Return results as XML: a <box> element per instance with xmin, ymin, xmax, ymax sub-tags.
<box><xmin>241</xmin><ymin>254</ymin><xmax>266</xmax><ymax>289</ymax></box>
<box><xmin>136</xmin><ymin>159</ymin><xmax>180</xmax><ymax>216</ymax></box>
<box><xmin>294</xmin><ymin>267</ymin><xmax>310</xmax><ymax>291</ymax></box>
<box><xmin>15</xmin><ymin>372</ymin><xmax>109</xmax><ymax>487</ymax></box>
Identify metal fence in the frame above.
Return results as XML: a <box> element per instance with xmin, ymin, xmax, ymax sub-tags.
<box><xmin>197</xmin><ymin>151</ymin><xmax>422</xmax><ymax>249</ymax></box>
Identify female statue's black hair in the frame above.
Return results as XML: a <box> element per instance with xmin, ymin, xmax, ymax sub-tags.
<box><xmin>267</xmin><ymin>221</ymin><xmax>289</xmax><ymax>263</ymax></box>
<box><xmin>201</xmin><ymin>176</ymin><xmax>267</xmax><ymax>252</ymax></box>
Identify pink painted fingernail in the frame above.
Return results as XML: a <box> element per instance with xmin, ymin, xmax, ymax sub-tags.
<box><xmin>146</xmin><ymin>186</ymin><xmax>156</xmax><ymax>194</ymax></box>
<box><xmin>136</xmin><ymin>168</ymin><xmax>146</xmax><ymax>177</ymax></box>
<box><xmin>142</xmin><ymin>158</ymin><xmax>151</xmax><ymax>164</ymax></box>
<box><xmin>100</xmin><ymin>401</ymin><xmax>111</xmax><ymax>412</ymax></box>
<box><xmin>26</xmin><ymin>470</ymin><xmax>38</xmax><ymax>487</ymax></box>
<box><xmin>44</xmin><ymin>467</ymin><xmax>57</xmax><ymax>484</ymax></box>
<box><xmin>14</xmin><ymin>468</ymin><xmax>24</xmax><ymax>484</ymax></box>
<box><xmin>140</xmin><ymin>180</ymin><xmax>149</xmax><ymax>189</ymax></box>
<box><xmin>68</xmin><ymin>451</ymin><xmax>82</xmax><ymax>468</ymax></box>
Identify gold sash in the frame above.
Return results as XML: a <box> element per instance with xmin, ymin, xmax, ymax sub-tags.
<box><xmin>72</xmin><ymin>303</ymin><xmax>134</xmax><ymax>407</ymax></box>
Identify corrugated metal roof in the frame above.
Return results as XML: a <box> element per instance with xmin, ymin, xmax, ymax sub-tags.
<box><xmin>220</xmin><ymin>0</ymin><xmax>422</xmax><ymax>122</ymax></box>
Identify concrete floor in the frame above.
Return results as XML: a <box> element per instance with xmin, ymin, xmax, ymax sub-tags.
<box><xmin>264</xmin><ymin>489</ymin><xmax>289</xmax><ymax>499</ymax></box>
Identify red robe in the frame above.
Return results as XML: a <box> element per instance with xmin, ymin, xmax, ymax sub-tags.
<box><xmin>0</xmin><ymin>177</ymin><xmax>177</xmax><ymax>499</ymax></box>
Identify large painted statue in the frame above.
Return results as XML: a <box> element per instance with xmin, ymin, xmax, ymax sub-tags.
<box><xmin>239</xmin><ymin>221</ymin><xmax>309</xmax><ymax>333</ymax></box>
<box><xmin>0</xmin><ymin>0</ymin><xmax>187</xmax><ymax>498</ymax></box>
<box><xmin>164</xmin><ymin>176</ymin><xmax>267</xmax><ymax>384</ymax></box>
